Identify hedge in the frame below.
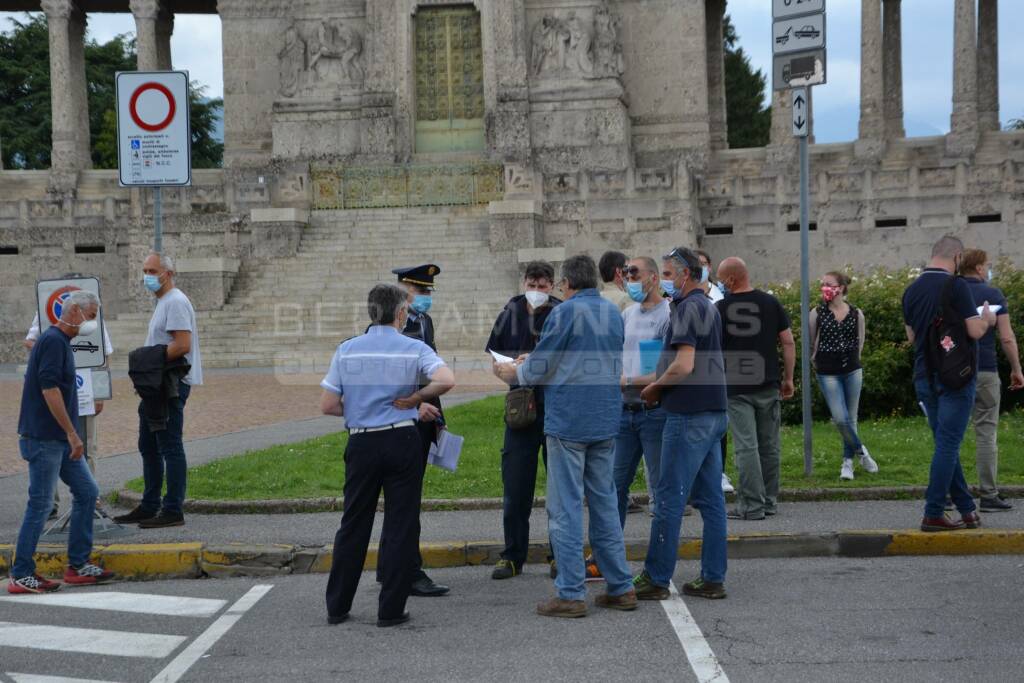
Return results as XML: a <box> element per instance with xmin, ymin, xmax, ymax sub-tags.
<box><xmin>765</xmin><ymin>265</ymin><xmax>1024</xmax><ymax>425</ymax></box>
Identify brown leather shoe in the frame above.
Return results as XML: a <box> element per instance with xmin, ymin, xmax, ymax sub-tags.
<box><xmin>961</xmin><ymin>511</ymin><xmax>982</xmax><ymax>529</ymax></box>
<box><xmin>595</xmin><ymin>589</ymin><xmax>638</xmax><ymax>611</ymax></box>
<box><xmin>920</xmin><ymin>515</ymin><xmax>967</xmax><ymax>532</ymax></box>
<box><xmin>536</xmin><ymin>597</ymin><xmax>587</xmax><ymax>618</ymax></box>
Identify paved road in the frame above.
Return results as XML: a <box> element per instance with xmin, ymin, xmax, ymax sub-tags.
<box><xmin>2</xmin><ymin>555</ymin><xmax>1022</xmax><ymax>682</ymax></box>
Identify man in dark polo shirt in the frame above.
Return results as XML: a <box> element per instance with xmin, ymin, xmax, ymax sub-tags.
<box><xmin>10</xmin><ymin>290</ymin><xmax>115</xmax><ymax>594</ymax></box>
<box><xmin>633</xmin><ymin>247</ymin><xmax>730</xmax><ymax>601</ymax></box>
<box><xmin>715</xmin><ymin>257</ymin><xmax>796</xmax><ymax>521</ymax></box>
<box><xmin>903</xmin><ymin>236</ymin><xmax>996</xmax><ymax>531</ymax></box>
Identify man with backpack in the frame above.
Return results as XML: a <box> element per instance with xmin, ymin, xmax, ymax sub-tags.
<box><xmin>902</xmin><ymin>236</ymin><xmax>997</xmax><ymax>532</ymax></box>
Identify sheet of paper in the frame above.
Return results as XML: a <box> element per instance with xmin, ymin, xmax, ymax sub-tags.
<box><xmin>76</xmin><ymin>369</ymin><xmax>95</xmax><ymax>417</ymax></box>
<box><xmin>489</xmin><ymin>349</ymin><xmax>515</xmax><ymax>364</ymax></box>
<box><xmin>428</xmin><ymin>430</ymin><xmax>464</xmax><ymax>472</ymax></box>
<box><xmin>977</xmin><ymin>304</ymin><xmax>1002</xmax><ymax>315</ymax></box>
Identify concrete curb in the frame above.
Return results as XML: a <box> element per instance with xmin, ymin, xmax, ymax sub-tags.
<box><xmin>113</xmin><ymin>485</ymin><xmax>1024</xmax><ymax>515</ymax></box>
<box><xmin>4</xmin><ymin>529</ymin><xmax>1023</xmax><ymax>581</ymax></box>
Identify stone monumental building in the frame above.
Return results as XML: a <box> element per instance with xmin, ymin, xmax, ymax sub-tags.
<box><xmin>0</xmin><ymin>0</ymin><xmax>1020</xmax><ymax>368</ymax></box>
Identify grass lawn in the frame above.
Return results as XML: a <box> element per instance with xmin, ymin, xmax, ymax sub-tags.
<box><xmin>125</xmin><ymin>395</ymin><xmax>1024</xmax><ymax>501</ymax></box>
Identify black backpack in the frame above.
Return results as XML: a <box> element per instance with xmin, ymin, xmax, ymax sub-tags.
<box><xmin>925</xmin><ymin>276</ymin><xmax>977</xmax><ymax>390</ymax></box>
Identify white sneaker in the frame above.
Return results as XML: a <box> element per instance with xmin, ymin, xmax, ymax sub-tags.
<box><xmin>840</xmin><ymin>460</ymin><xmax>854</xmax><ymax>480</ymax></box>
<box><xmin>721</xmin><ymin>473</ymin><xmax>735</xmax><ymax>493</ymax></box>
<box><xmin>859</xmin><ymin>446</ymin><xmax>879</xmax><ymax>474</ymax></box>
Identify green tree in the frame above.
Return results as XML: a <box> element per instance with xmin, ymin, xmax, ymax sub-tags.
<box><xmin>1007</xmin><ymin>119</ymin><xmax>1024</xmax><ymax>131</ymax></box>
<box><xmin>0</xmin><ymin>13</ymin><xmax>222</xmax><ymax>170</ymax></box>
<box><xmin>724</xmin><ymin>12</ymin><xmax>771</xmax><ymax>149</ymax></box>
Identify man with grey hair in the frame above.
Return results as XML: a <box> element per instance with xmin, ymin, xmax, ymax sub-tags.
<box><xmin>10</xmin><ymin>290</ymin><xmax>116</xmax><ymax>593</ymax></box>
<box><xmin>903</xmin><ymin>235</ymin><xmax>997</xmax><ymax>531</ymax></box>
<box><xmin>495</xmin><ymin>254</ymin><xmax>635</xmax><ymax>618</ymax></box>
<box><xmin>114</xmin><ymin>253</ymin><xmax>203</xmax><ymax>529</ymax></box>
<box><xmin>320</xmin><ymin>283</ymin><xmax>455</xmax><ymax>627</ymax></box>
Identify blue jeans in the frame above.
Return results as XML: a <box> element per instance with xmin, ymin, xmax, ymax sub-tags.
<box><xmin>817</xmin><ymin>369</ymin><xmax>864</xmax><ymax>460</ymax></box>
<box><xmin>613</xmin><ymin>406</ymin><xmax>666</xmax><ymax>527</ymax></box>
<box><xmin>139</xmin><ymin>382</ymin><xmax>191</xmax><ymax>515</ymax></box>
<box><xmin>644</xmin><ymin>411</ymin><xmax>729</xmax><ymax>587</ymax></box>
<box><xmin>545</xmin><ymin>435</ymin><xmax>633</xmax><ymax>601</ymax></box>
<box><xmin>13</xmin><ymin>438</ymin><xmax>99</xmax><ymax>578</ymax></box>
<box><xmin>915</xmin><ymin>376</ymin><xmax>977</xmax><ymax>518</ymax></box>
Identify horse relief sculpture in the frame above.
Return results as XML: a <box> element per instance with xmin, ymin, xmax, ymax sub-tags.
<box><xmin>278</xmin><ymin>19</ymin><xmax>365</xmax><ymax>98</ymax></box>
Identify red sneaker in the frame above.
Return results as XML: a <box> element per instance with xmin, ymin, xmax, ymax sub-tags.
<box><xmin>64</xmin><ymin>563</ymin><xmax>117</xmax><ymax>585</ymax></box>
<box><xmin>961</xmin><ymin>511</ymin><xmax>982</xmax><ymax>529</ymax></box>
<box><xmin>8</xmin><ymin>574</ymin><xmax>61</xmax><ymax>594</ymax></box>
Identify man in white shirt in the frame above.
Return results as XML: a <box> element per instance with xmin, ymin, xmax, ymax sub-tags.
<box><xmin>114</xmin><ymin>253</ymin><xmax>203</xmax><ymax>529</ymax></box>
<box><xmin>25</xmin><ymin>311</ymin><xmax>114</xmax><ymax>519</ymax></box>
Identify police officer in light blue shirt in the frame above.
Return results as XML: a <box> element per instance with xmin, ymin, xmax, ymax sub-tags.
<box><xmin>320</xmin><ymin>284</ymin><xmax>455</xmax><ymax>628</ymax></box>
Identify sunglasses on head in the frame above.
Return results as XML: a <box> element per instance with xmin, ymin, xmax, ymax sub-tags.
<box><xmin>624</xmin><ymin>265</ymin><xmax>643</xmax><ymax>277</ymax></box>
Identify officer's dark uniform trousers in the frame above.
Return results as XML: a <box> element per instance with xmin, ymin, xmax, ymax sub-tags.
<box><xmin>325</xmin><ymin>425</ymin><xmax>423</xmax><ymax>620</ymax></box>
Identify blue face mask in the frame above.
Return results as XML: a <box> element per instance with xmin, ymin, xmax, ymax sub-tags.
<box><xmin>143</xmin><ymin>274</ymin><xmax>162</xmax><ymax>292</ymax></box>
<box><xmin>716</xmin><ymin>281</ymin><xmax>730</xmax><ymax>297</ymax></box>
<box><xmin>626</xmin><ymin>281</ymin><xmax>645</xmax><ymax>303</ymax></box>
<box><xmin>660</xmin><ymin>279</ymin><xmax>675</xmax><ymax>297</ymax></box>
<box><xmin>987</xmin><ymin>268</ymin><xmax>994</xmax><ymax>282</ymax></box>
<box><xmin>411</xmin><ymin>295</ymin><xmax>432</xmax><ymax>314</ymax></box>
<box><xmin>700</xmin><ymin>266</ymin><xmax>710</xmax><ymax>284</ymax></box>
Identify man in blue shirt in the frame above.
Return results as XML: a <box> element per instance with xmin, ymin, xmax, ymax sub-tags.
<box><xmin>959</xmin><ymin>248</ymin><xmax>1023</xmax><ymax>511</ymax></box>
<box><xmin>320</xmin><ymin>284</ymin><xmax>455</xmax><ymax>627</ymax></box>
<box><xmin>902</xmin><ymin>236</ymin><xmax>997</xmax><ymax>531</ymax></box>
<box><xmin>11</xmin><ymin>290</ymin><xmax>115</xmax><ymax>594</ymax></box>
<box><xmin>633</xmin><ymin>248</ymin><xmax>729</xmax><ymax>601</ymax></box>
<box><xmin>495</xmin><ymin>254</ymin><xmax>636</xmax><ymax>617</ymax></box>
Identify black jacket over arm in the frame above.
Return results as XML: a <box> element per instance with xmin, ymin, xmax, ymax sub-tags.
<box><xmin>129</xmin><ymin>344</ymin><xmax>190</xmax><ymax>432</ymax></box>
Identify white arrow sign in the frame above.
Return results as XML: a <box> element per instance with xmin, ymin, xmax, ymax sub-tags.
<box><xmin>792</xmin><ymin>88</ymin><xmax>809</xmax><ymax>137</ymax></box>
<box><xmin>773</xmin><ymin>0</ymin><xmax>825</xmax><ymax>20</ymax></box>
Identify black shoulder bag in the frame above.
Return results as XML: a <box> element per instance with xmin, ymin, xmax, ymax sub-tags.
<box><xmin>925</xmin><ymin>276</ymin><xmax>977</xmax><ymax>390</ymax></box>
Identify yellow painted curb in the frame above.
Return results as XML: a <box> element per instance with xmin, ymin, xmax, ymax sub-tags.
<box><xmin>884</xmin><ymin>529</ymin><xmax>1024</xmax><ymax>556</ymax></box>
<box><xmin>99</xmin><ymin>543</ymin><xmax>203</xmax><ymax>578</ymax></box>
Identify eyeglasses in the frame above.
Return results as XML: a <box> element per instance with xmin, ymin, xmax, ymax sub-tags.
<box><xmin>624</xmin><ymin>265</ymin><xmax>642</xmax><ymax>277</ymax></box>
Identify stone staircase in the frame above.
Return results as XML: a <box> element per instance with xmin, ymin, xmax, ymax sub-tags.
<box><xmin>106</xmin><ymin>207</ymin><xmax>520</xmax><ymax>370</ymax></box>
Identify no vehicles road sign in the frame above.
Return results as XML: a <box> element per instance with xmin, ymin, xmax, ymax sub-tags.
<box><xmin>116</xmin><ymin>70</ymin><xmax>191</xmax><ymax>187</ymax></box>
<box><xmin>36</xmin><ymin>277</ymin><xmax>107</xmax><ymax>370</ymax></box>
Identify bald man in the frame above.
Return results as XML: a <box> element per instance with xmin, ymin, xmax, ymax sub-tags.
<box><xmin>715</xmin><ymin>258</ymin><xmax>795</xmax><ymax>521</ymax></box>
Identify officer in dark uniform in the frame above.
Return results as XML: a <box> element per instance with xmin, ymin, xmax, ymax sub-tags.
<box><xmin>384</xmin><ymin>264</ymin><xmax>450</xmax><ymax>597</ymax></box>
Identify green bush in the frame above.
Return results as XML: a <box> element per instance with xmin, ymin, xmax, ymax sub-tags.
<box><xmin>766</xmin><ymin>265</ymin><xmax>1024</xmax><ymax>425</ymax></box>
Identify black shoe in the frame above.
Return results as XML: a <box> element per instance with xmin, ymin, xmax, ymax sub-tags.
<box><xmin>980</xmin><ymin>496</ymin><xmax>1014</xmax><ymax>512</ymax></box>
<box><xmin>377</xmin><ymin>611</ymin><xmax>411</xmax><ymax>628</ymax></box>
<box><xmin>727</xmin><ymin>508</ymin><xmax>765</xmax><ymax>521</ymax></box>
<box><xmin>327</xmin><ymin>613</ymin><xmax>349</xmax><ymax>625</ymax></box>
<box><xmin>112</xmin><ymin>505</ymin><xmax>158</xmax><ymax>524</ymax></box>
<box><xmin>410</xmin><ymin>576</ymin><xmax>449</xmax><ymax>597</ymax></box>
<box><xmin>48</xmin><ymin>506</ymin><xmax>59</xmax><ymax>520</ymax></box>
<box><xmin>137</xmin><ymin>511</ymin><xmax>185</xmax><ymax>528</ymax></box>
<box><xmin>682</xmin><ymin>577</ymin><xmax>727</xmax><ymax>600</ymax></box>
<box><xmin>491</xmin><ymin>559</ymin><xmax>521</xmax><ymax>580</ymax></box>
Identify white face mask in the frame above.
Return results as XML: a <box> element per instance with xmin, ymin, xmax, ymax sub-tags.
<box><xmin>524</xmin><ymin>290</ymin><xmax>550</xmax><ymax>308</ymax></box>
<box><xmin>76</xmin><ymin>319</ymin><xmax>99</xmax><ymax>337</ymax></box>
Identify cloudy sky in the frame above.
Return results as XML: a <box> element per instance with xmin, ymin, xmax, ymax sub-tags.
<box><xmin>3</xmin><ymin>1</ymin><xmax>1022</xmax><ymax>143</ymax></box>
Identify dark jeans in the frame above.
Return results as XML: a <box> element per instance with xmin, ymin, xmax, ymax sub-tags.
<box><xmin>500</xmin><ymin>415</ymin><xmax>548</xmax><ymax>567</ymax></box>
<box><xmin>915</xmin><ymin>376</ymin><xmax>977</xmax><ymax>518</ymax></box>
<box><xmin>138</xmin><ymin>382</ymin><xmax>190</xmax><ymax>515</ymax></box>
<box><xmin>326</xmin><ymin>426</ymin><xmax>423</xmax><ymax>620</ymax></box>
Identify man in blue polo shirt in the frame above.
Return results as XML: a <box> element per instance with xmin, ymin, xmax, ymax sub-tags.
<box><xmin>634</xmin><ymin>247</ymin><xmax>729</xmax><ymax>601</ymax></box>
<box><xmin>11</xmin><ymin>290</ymin><xmax>115</xmax><ymax>594</ymax></box>
<box><xmin>903</xmin><ymin>236</ymin><xmax>997</xmax><ymax>532</ymax></box>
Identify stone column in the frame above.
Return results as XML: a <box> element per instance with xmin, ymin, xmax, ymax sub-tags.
<box><xmin>130</xmin><ymin>0</ymin><xmax>169</xmax><ymax>71</ymax></box>
<box><xmin>360</xmin><ymin>0</ymin><xmax>399</xmax><ymax>161</ymax></box>
<box><xmin>41</xmin><ymin>0</ymin><xmax>89</xmax><ymax>190</ymax></box>
<box><xmin>856</xmin><ymin>0</ymin><xmax>885</xmax><ymax>158</ymax></box>
<box><xmin>68</xmin><ymin>8</ymin><xmax>92</xmax><ymax>168</ymax></box>
<box><xmin>948</xmin><ymin>0</ymin><xmax>979</xmax><ymax>156</ymax></box>
<box><xmin>706</xmin><ymin>0</ymin><xmax>728</xmax><ymax>151</ymax></box>
<box><xmin>155</xmin><ymin>11</ymin><xmax>174</xmax><ymax>70</ymax></box>
<box><xmin>977</xmin><ymin>0</ymin><xmax>999</xmax><ymax>132</ymax></box>
<box><xmin>882</xmin><ymin>0</ymin><xmax>904</xmax><ymax>139</ymax></box>
<box><xmin>767</xmin><ymin>89</ymin><xmax>796</xmax><ymax>166</ymax></box>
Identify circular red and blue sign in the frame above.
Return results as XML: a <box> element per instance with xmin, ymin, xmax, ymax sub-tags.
<box><xmin>46</xmin><ymin>285</ymin><xmax>80</xmax><ymax>325</ymax></box>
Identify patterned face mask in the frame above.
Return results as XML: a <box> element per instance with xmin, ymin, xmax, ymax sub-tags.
<box><xmin>821</xmin><ymin>285</ymin><xmax>842</xmax><ymax>302</ymax></box>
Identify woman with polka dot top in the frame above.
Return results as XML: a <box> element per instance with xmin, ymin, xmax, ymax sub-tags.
<box><xmin>809</xmin><ymin>272</ymin><xmax>879</xmax><ymax>481</ymax></box>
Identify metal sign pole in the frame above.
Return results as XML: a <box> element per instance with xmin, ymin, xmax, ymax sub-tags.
<box><xmin>799</xmin><ymin>100</ymin><xmax>813</xmax><ymax>477</ymax></box>
<box><xmin>154</xmin><ymin>186</ymin><xmax>163</xmax><ymax>253</ymax></box>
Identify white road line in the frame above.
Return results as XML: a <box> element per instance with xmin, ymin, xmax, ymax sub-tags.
<box><xmin>0</xmin><ymin>592</ymin><xmax>227</xmax><ymax>618</ymax></box>
<box><xmin>149</xmin><ymin>584</ymin><xmax>273</xmax><ymax>683</ymax></box>
<box><xmin>0</xmin><ymin>623</ymin><xmax>185</xmax><ymax>659</ymax></box>
<box><xmin>7</xmin><ymin>674</ymin><xmax>121</xmax><ymax>683</ymax></box>
<box><xmin>660</xmin><ymin>582</ymin><xmax>730</xmax><ymax>683</ymax></box>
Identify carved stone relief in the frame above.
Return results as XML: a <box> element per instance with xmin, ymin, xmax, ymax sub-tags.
<box><xmin>530</xmin><ymin>2</ymin><xmax>623</xmax><ymax>80</ymax></box>
<box><xmin>277</xmin><ymin>19</ymin><xmax>365</xmax><ymax>99</ymax></box>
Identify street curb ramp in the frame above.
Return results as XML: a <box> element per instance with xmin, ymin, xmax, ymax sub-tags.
<box><xmin>2</xmin><ymin>529</ymin><xmax>1023</xmax><ymax>581</ymax></box>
